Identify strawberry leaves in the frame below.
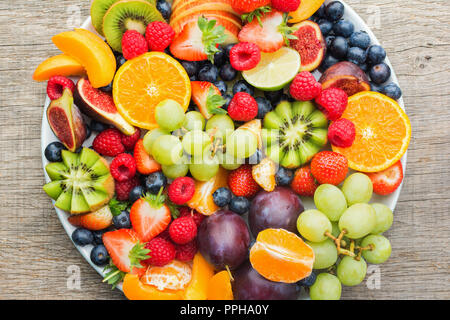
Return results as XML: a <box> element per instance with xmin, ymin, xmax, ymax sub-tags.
<box><xmin>242</xmin><ymin>6</ymin><xmax>272</xmax><ymax>26</ymax></box>
<box><xmin>198</xmin><ymin>16</ymin><xmax>228</xmax><ymax>63</ymax></box>
<box><xmin>129</xmin><ymin>241</ymin><xmax>151</xmax><ymax>269</ymax></box>
<box><xmin>206</xmin><ymin>86</ymin><xmax>227</xmax><ymax>115</ymax></box>
<box><xmin>103</xmin><ymin>261</ymin><xmax>126</xmax><ymax>290</ymax></box>
<box><xmin>109</xmin><ymin>197</ymin><xmax>129</xmax><ymax>216</ymax></box>
<box><xmin>278</xmin><ymin>13</ymin><xmax>299</xmax><ymax>46</ymax></box>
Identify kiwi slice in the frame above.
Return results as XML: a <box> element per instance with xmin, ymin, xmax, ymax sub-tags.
<box><xmin>43</xmin><ymin>148</ymin><xmax>115</xmax><ymax>215</ymax></box>
<box><xmin>262</xmin><ymin>101</ymin><xmax>329</xmax><ymax>169</ymax></box>
<box><xmin>102</xmin><ymin>0</ymin><xmax>164</xmax><ymax>52</ymax></box>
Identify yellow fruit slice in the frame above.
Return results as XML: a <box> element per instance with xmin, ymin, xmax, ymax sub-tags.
<box><xmin>252</xmin><ymin>158</ymin><xmax>277</xmax><ymax>192</ymax></box>
<box><xmin>289</xmin><ymin>0</ymin><xmax>326</xmax><ymax>23</ymax></box>
<box><xmin>183</xmin><ymin>253</ymin><xmax>215</xmax><ymax>300</ymax></box>
<box><xmin>33</xmin><ymin>54</ymin><xmax>86</xmax><ymax>81</ymax></box>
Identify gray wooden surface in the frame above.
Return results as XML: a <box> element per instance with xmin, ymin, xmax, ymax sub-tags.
<box><xmin>0</xmin><ymin>0</ymin><xmax>449</xmax><ymax>300</ymax></box>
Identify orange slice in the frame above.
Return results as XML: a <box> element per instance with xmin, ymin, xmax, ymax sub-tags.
<box><xmin>252</xmin><ymin>158</ymin><xmax>277</xmax><ymax>192</ymax></box>
<box><xmin>113</xmin><ymin>52</ymin><xmax>191</xmax><ymax>130</ymax></box>
<box><xmin>250</xmin><ymin>228</ymin><xmax>315</xmax><ymax>283</ymax></box>
<box><xmin>141</xmin><ymin>260</ymin><xmax>192</xmax><ymax>291</ymax></box>
<box><xmin>332</xmin><ymin>91</ymin><xmax>411</xmax><ymax>172</ymax></box>
<box><xmin>207</xmin><ymin>271</ymin><xmax>234</xmax><ymax>300</ymax></box>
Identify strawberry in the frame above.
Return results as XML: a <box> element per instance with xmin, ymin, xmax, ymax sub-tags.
<box><xmin>367</xmin><ymin>161</ymin><xmax>404</xmax><ymax>195</ymax></box>
<box><xmin>129</xmin><ymin>189</ymin><xmax>172</xmax><ymax>242</ymax></box>
<box><xmin>134</xmin><ymin>139</ymin><xmax>161</xmax><ymax>175</ymax></box>
<box><xmin>310</xmin><ymin>151</ymin><xmax>349</xmax><ymax>186</ymax></box>
<box><xmin>68</xmin><ymin>206</ymin><xmax>113</xmax><ymax>231</ymax></box>
<box><xmin>102</xmin><ymin>229</ymin><xmax>150</xmax><ymax>273</ymax></box>
<box><xmin>228</xmin><ymin>165</ymin><xmax>261</xmax><ymax>198</ymax></box>
<box><xmin>191</xmin><ymin>81</ymin><xmax>227</xmax><ymax>119</ymax></box>
<box><xmin>231</xmin><ymin>0</ymin><xmax>271</xmax><ymax>14</ymax></box>
<box><xmin>238</xmin><ymin>11</ymin><xmax>298</xmax><ymax>53</ymax></box>
<box><xmin>291</xmin><ymin>165</ymin><xmax>319</xmax><ymax>197</ymax></box>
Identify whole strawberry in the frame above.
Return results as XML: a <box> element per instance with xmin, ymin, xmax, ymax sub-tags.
<box><xmin>145</xmin><ymin>21</ymin><xmax>175</xmax><ymax>52</ymax></box>
<box><xmin>143</xmin><ymin>237</ymin><xmax>176</xmax><ymax>267</ymax></box>
<box><xmin>228</xmin><ymin>92</ymin><xmax>258</xmax><ymax>122</ymax></box>
<box><xmin>290</xmin><ymin>71</ymin><xmax>322</xmax><ymax>101</ymax></box>
<box><xmin>311</xmin><ymin>151</ymin><xmax>349</xmax><ymax>185</ymax></box>
<box><xmin>122</xmin><ymin>30</ymin><xmax>148</xmax><ymax>60</ymax></box>
<box><xmin>169</xmin><ymin>216</ymin><xmax>197</xmax><ymax>245</ymax></box>
<box><xmin>272</xmin><ymin>0</ymin><xmax>301</xmax><ymax>12</ymax></box>
<box><xmin>93</xmin><ymin>128</ymin><xmax>125</xmax><ymax>157</ymax></box>
<box><xmin>367</xmin><ymin>161</ymin><xmax>403</xmax><ymax>195</ymax></box>
<box><xmin>315</xmin><ymin>88</ymin><xmax>348</xmax><ymax>121</ymax></box>
<box><xmin>228</xmin><ymin>164</ymin><xmax>261</xmax><ymax>198</ymax></box>
<box><xmin>291</xmin><ymin>165</ymin><xmax>319</xmax><ymax>197</ymax></box>
<box><xmin>231</xmin><ymin>0</ymin><xmax>271</xmax><ymax>14</ymax></box>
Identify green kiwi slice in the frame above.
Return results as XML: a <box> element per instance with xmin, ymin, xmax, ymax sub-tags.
<box><xmin>262</xmin><ymin>101</ymin><xmax>329</xmax><ymax>169</ymax></box>
<box><xmin>102</xmin><ymin>0</ymin><xmax>164</xmax><ymax>53</ymax></box>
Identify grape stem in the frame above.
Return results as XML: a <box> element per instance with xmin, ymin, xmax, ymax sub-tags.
<box><xmin>325</xmin><ymin>230</ymin><xmax>355</xmax><ymax>257</ymax></box>
<box><xmin>355</xmin><ymin>244</ymin><xmax>374</xmax><ymax>261</ymax></box>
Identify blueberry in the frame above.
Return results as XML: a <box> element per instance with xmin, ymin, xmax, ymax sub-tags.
<box><xmin>366</xmin><ymin>45</ymin><xmax>386</xmax><ymax>65</ymax></box>
<box><xmin>382</xmin><ymin>83</ymin><xmax>402</xmax><ymax>100</ymax></box>
<box><xmin>45</xmin><ymin>142</ymin><xmax>66</xmax><ymax>162</ymax></box>
<box><xmin>330</xmin><ymin>36</ymin><xmax>348</xmax><ymax>59</ymax></box>
<box><xmin>264</xmin><ymin>90</ymin><xmax>284</xmax><ymax>105</ymax></box>
<box><xmin>116</xmin><ymin>55</ymin><xmax>127</xmax><ymax>68</ymax></box>
<box><xmin>156</xmin><ymin>0</ymin><xmax>172</xmax><ymax>20</ymax></box>
<box><xmin>255</xmin><ymin>97</ymin><xmax>272</xmax><ymax>119</ymax></box>
<box><xmin>247</xmin><ymin>149</ymin><xmax>263</xmax><ymax>165</ymax></box>
<box><xmin>92</xmin><ymin>230</ymin><xmax>105</xmax><ymax>245</ymax></box>
<box><xmin>144</xmin><ymin>171</ymin><xmax>167</xmax><ymax>194</ymax></box>
<box><xmin>90</xmin><ymin>245</ymin><xmax>109</xmax><ymax>266</ymax></box>
<box><xmin>347</xmin><ymin>47</ymin><xmax>367</xmax><ymax>64</ymax></box>
<box><xmin>214</xmin><ymin>46</ymin><xmax>227</xmax><ymax>67</ymax></box>
<box><xmin>222</xmin><ymin>94</ymin><xmax>233</xmax><ymax>111</ymax></box>
<box><xmin>314</xmin><ymin>4</ymin><xmax>326</xmax><ymax>19</ymax></box>
<box><xmin>99</xmin><ymin>82</ymin><xmax>113</xmax><ymax>93</ymax></box>
<box><xmin>198</xmin><ymin>63</ymin><xmax>219</xmax><ymax>82</ymax></box>
<box><xmin>129</xmin><ymin>185</ymin><xmax>145</xmax><ymax>203</ymax></box>
<box><xmin>113</xmin><ymin>210</ymin><xmax>132</xmax><ymax>229</ymax></box>
<box><xmin>229</xmin><ymin>197</ymin><xmax>250</xmax><ymax>215</ymax></box>
<box><xmin>85</xmin><ymin>123</ymin><xmax>92</xmax><ymax>140</ymax></box>
<box><xmin>181</xmin><ymin>61</ymin><xmax>199</xmax><ymax>78</ymax></box>
<box><xmin>224</xmin><ymin>43</ymin><xmax>236</xmax><ymax>58</ymax></box>
<box><xmin>320</xmin><ymin>54</ymin><xmax>340</xmax><ymax>72</ymax></box>
<box><xmin>370</xmin><ymin>82</ymin><xmax>383</xmax><ymax>93</ymax></box>
<box><xmin>219</xmin><ymin>63</ymin><xmax>238</xmax><ymax>81</ymax></box>
<box><xmin>359</xmin><ymin>63</ymin><xmax>368</xmax><ymax>72</ymax></box>
<box><xmin>369</xmin><ymin>63</ymin><xmax>391</xmax><ymax>84</ymax></box>
<box><xmin>233</xmin><ymin>80</ymin><xmax>254</xmax><ymax>96</ymax></box>
<box><xmin>275</xmin><ymin>167</ymin><xmax>294</xmax><ymax>186</ymax></box>
<box><xmin>214</xmin><ymin>80</ymin><xmax>228</xmax><ymax>95</ymax></box>
<box><xmin>333</xmin><ymin>20</ymin><xmax>354</xmax><ymax>38</ymax></box>
<box><xmin>72</xmin><ymin>228</ymin><xmax>94</xmax><ymax>246</ymax></box>
<box><xmin>325</xmin><ymin>1</ymin><xmax>345</xmax><ymax>22</ymax></box>
<box><xmin>349</xmin><ymin>31</ymin><xmax>371</xmax><ymax>49</ymax></box>
<box><xmin>325</xmin><ymin>35</ymin><xmax>336</xmax><ymax>48</ymax></box>
<box><xmin>297</xmin><ymin>272</ymin><xmax>317</xmax><ymax>287</ymax></box>
<box><xmin>318</xmin><ymin>19</ymin><xmax>333</xmax><ymax>36</ymax></box>
<box><xmin>189</xmin><ymin>75</ymin><xmax>198</xmax><ymax>81</ymax></box>
<box><xmin>212</xmin><ymin>187</ymin><xmax>232</xmax><ymax>207</ymax></box>
<box><xmin>90</xmin><ymin>120</ymin><xmax>109</xmax><ymax>133</ymax></box>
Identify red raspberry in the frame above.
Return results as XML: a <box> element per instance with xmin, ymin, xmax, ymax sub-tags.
<box><xmin>169</xmin><ymin>216</ymin><xmax>197</xmax><ymax>245</ymax></box>
<box><xmin>311</xmin><ymin>151</ymin><xmax>349</xmax><ymax>186</ymax></box>
<box><xmin>289</xmin><ymin>71</ymin><xmax>322</xmax><ymax>101</ymax></box>
<box><xmin>158</xmin><ymin>228</ymin><xmax>171</xmax><ymax>241</ymax></box>
<box><xmin>228</xmin><ymin>165</ymin><xmax>260</xmax><ymax>198</ymax></box>
<box><xmin>315</xmin><ymin>88</ymin><xmax>348</xmax><ymax>121</ymax></box>
<box><xmin>92</xmin><ymin>128</ymin><xmax>125</xmax><ymax>157</ymax></box>
<box><xmin>175</xmin><ymin>241</ymin><xmax>198</xmax><ymax>262</ymax></box>
<box><xmin>227</xmin><ymin>92</ymin><xmax>258</xmax><ymax>122</ymax></box>
<box><xmin>291</xmin><ymin>165</ymin><xmax>319</xmax><ymax>197</ymax></box>
<box><xmin>122</xmin><ymin>30</ymin><xmax>148</xmax><ymax>60</ymax></box>
<box><xmin>145</xmin><ymin>21</ymin><xmax>175</xmax><ymax>52</ymax></box>
<box><xmin>179</xmin><ymin>207</ymin><xmax>205</xmax><ymax>227</ymax></box>
<box><xmin>143</xmin><ymin>237</ymin><xmax>176</xmax><ymax>267</ymax></box>
<box><xmin>47</xmin><ymin>76</ymin><xmax>75</xmax><ymax>100</ymax></box>
<box><xmin>230</xmin><ymin>42</ymin><xmax>261</xmax><ymax>71</ymax></box>
<box><xmin>115</xmin><ymin>176</ymin><xmax>140</xmax><ymax>201</ymax></box>
<box><xmin>328</xmin><ymin>118</ymin><xmax>356</xmax><ymax>148</ymax></box>
<box><xmin>121</xmin><ymin>128</ymin><xmax>141</xmax><ymax>151</ymax></box>
<box><xmin>271</xmin><ymin>0</ymin><xmax>301</xmax><ymax>12</ymax></box>
<box><xmin>110</xmin><ymin>153</ymin><xmax>137</xmax><ymax>182</ymax></box>
<box><xmin>168</xmin><ymin>177</ymin><xmax>196</xmax><ymax>205</ymax></box>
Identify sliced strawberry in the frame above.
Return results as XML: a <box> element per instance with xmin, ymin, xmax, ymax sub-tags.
<box><xmin>130</xmin><ymin>190</ymin><xmax>172</xmax><ymax>242</ymax></box>
<box><xmin>367</xmin><ymin>161</ymin><xmax>404</xmax><ymax>196</ymax></box>
<box><xmin>134</xmin><ymin>139</ymin><xmax>161</xmax><ymax>175</ymax></box>
<box><xmin>102</xmin><ymin>229</ymin><xmax>149</xmax><ymax>273</ymax></box>
<box><xmin>68</xmin><ymin>206</ymin><xmax>113</xmax><ymax>231</ymax></box>
<box><xmin>191</xmin><ymin>81</ymin><xmax>227</xmax><ymax>119</ymax></box>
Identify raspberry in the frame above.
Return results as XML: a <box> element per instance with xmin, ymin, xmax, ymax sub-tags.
<box><xmin>168</xmin><ymin>177</ymin><xmax>195</xmax><ymax>205</ymax></box>
<box><xmin>230</xmin><ymin>42</ymin><xmax>261</xmax><ymax>71</ymax></box>
<box><xmin>175</xmin><ymin>241</ymin><xmax>198</xmax><ymax>262</ymax></box>
<box><xmin>92</xmin><ymin>128</ymin><xmax>125</xmax><ymax>157</ymax></box>
<box><xmin>145</xmin><ymin>21</ymin><xmax>175</xmax><ymax>52</ymax></box>
<box><xmin>289</xmin><ymin>71</ymin><xmax>322</xmax><ymax>101</ymax></box>
<box><xmin>158</xmin><ymin>228</ymin><xmax>171</xmax><ymax>241</ymax></box>
<box><xmin>311</xmin><ymin>151</ymin><xmax>348</xmax><ymax>186</ymax></box>
<box><xmin>228</xmin><ymin>165</ymin><xmax>260</xmax><ymax>198</ymax></box>
<box><xmin>315</xmin><ymin>88</ymin><xmax>348</xmax><ymax>121</ymax></box>
<box><xmin>227</xmin><ymin>92</ymin><xmax>258</xmax><ymax>122</ymax></box>
<box><xmin>328</xmin><ymin>118</ymin><xmax>356</xmax><ymax>148</ymax></box>
<box><xmin>179</xmin><ymin>207</ymin><xmax>205</xmax><ymax>227</ymax></box>
<box><xmin>169</xmin><ymin>216</ymin><xmax>197</xmax><ymax>245</ymax></box>
<box><xmin>115</xmin><ymin>176</ymin><xmax>140</xmax><ymax>201</ymax></box>
<box><xmin>121</xmin><ymin>128</ymin><xmax>141</xmax><ymax>151</ymax></box>
<box><xmin>271</xmin><ymin>0</ymin><xmax>301</xmax><ymax>12</ymax></box>
<box><xmin>291</xmin><ymin>165</ymin><xmax>319</xmax><ymax>197</ymax></box>
<box><xmin>143</xmin><ymin>237</ymin><xmax>176</xmax><ymax>267</ymax></box>
<box><xmin>122</xmin><ymin>30</ymin><xmax>148</xmax><ymax>60</ymax></box>
<box><xmin>47</xmin><ymin>76</ymin><xmax>75</xmax><ymax>100</ymax></box>
<box><xmin>110</xmin><ymin>153</ymin><xmax>137</xmax><ymax>182</ymax></box>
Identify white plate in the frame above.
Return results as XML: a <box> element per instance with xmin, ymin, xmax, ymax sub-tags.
<box><xmin>41</xmin><ymin>0</ymin><xmax>407</xmax><ymax>295</ymax></box>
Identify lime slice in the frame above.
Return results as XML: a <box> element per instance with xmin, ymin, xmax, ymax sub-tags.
<box><xmin>242</xmin><ymin>47</ymin><xmax>301</xmax><ymax>91</ymax></box>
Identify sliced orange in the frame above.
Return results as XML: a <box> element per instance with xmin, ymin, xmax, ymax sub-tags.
<box><xmin>250</xmin><ymin>228</ymin><xmax>314</xmax><ymax>283</ymax></box>
<box><xmin>141</xmin><ymin>260</ymin><xmax>192</xmax><ymax>291</ymax></box>
<box><xmin>332</xmin><ymin>91</ymin><xmax>411</xmax><ymax>173</ymax></box>
<box><xmin>207</xmin><ymin>271</ymin><xmax>234</xmax><ymax>300</ymax></box>
<box><xmin>252</xmin><ymin>157</ymin><xmax>277</xmax><ymax>192</ymax></box>
<box><xmin>113</xmin><ymin>52</ymin><xmax>191</xmax><ymax>130</ymax></box>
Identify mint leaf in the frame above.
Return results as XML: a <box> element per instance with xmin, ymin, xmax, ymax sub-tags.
<box><xmin>206</xmin><ymin>86</ymin><xmax>227</xmax><ymax>115</ymax></box>
<box><xmin>198</xmin><ymin>16</ymin><xmax>228</xmax><ymax>63</ymax></box>
<box><xmin>109</xmin><ymin>197</ymin><xmax>129</xmax><ymax>217</ymax></box>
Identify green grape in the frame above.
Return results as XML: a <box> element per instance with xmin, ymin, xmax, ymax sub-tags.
<box><xmin>339</xmin><ymin>203</ymin><xmax>376</xmax><ymax>239</ymax></box>
<box><xmin>151</xmin><ymin>135</ymin><xmax>183</xmax><ymax>166</ymax></box>
<box><xmin>217</xmin><ymin>150</ymin><xmax>243</xmax><ymax>171</ymax></box>
<box><xmin>162</xmin><ymin>163</ymin><xmax>189</xmax><ymax>180</ymax></box>
<box><xmin>189</xmin><ymin>148</ymin><xmax>219</xmax><ymax>181</ymax></box>
<box><xmin>361</xmin><ymin>235</ymin><xmax>392</xmax><ymax>264</ymax></box>
<box><xmin>155</xmin><ymin>99</ymin><xmax>186</xmax><ymax>132</ymax></box>
<box><xmin>206</xmin><ymin>114</ymin><xmax>235</xmax><ymax>144</ymax></box>
<box><xmin>337</xmin><ymin>256</ymin><xmax>367</xmax><ymax>287</ymax></box>
<box><xmin>297</xmin><ymin>209</ymin><xmax>332</xmax><ymax>243</ymax></box>
<box><xmin>226</xmin><ymin>129</ymin><xmax>258</xmax><ymax>159</ymax></box>
<box><xmin>331</xmin><ymin>222</ymin><xmax>340</xmax><ymax>238</ymax></box>
<box><xmin>182</xmin><ymin>130</ymin><xmax>211</xmax><ymax>156</ymax></box>
<box><xmin>314</xmin><ymin>184</ymin><xmax>347</xmax><ymax>222</ymax></box>
<box><xmin>183</xmin><ymin>111</ymin><xmax>206</xmax><ymax>131</ymax></box>
<box><xmin>310</xmin><ymin>273</ymin><xmax>342</xmax><ymax>300</ymax></box>
<box><xmin>143</xmin><ymin>128</ymin><xmax>170</xmax><ymax>155</ymax></box>
<box><xmin>370</xmin><ymin>203</ymin><xmax>394</xmax><ymax>234</ymax></box>
<box><xmin>306</xmin><ymin>239</ymin><xmax>338</xmax><ymax>270</ymax></box>
<box><xmin>342</xmin><ymin>173</ymin><xmax>373</xmax><ymax>206</ymax></box>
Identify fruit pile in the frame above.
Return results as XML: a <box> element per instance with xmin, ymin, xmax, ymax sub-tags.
<box><xmin>36</xmin><ymin>0</ymin><xmax>411</xmax><ymax>300</ymax></box>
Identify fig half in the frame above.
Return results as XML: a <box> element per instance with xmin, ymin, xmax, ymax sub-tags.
<box><xmin>47</xmin><ymin>88</ymin><xmax>87</xmax><ymax>152</ymax></box>
<box><xmin>319</xmin><ymin>61</ymin><xmax>371</xmax><ymax>96</ymax></box>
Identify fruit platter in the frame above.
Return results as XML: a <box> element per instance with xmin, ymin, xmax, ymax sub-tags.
<box><xmin>37</xmin><ymin>0</ymin><xmax>411</xmax><ymax>300</ymax></box>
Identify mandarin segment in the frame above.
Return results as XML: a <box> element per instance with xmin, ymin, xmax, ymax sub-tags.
<box><xmin>184</xmin><ymin>253</ymin><xmax>215</xmax><ymax>300</ymax></box>
<box><xmin>141</xmin><ymin>260</ymin><xmax>192</xmax><ymax>291</ymax></box>
<box><xmin>207</xmin><ymin>271</ymin><xmax>234</xmax><ymax>300</ymax></box>
<box><xmin>123</xmin><ymin>274</ymin><xmax>185</xmax><ymax>300</ymax></box>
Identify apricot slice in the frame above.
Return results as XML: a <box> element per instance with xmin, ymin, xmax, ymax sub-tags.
<box><xmin>33</xmin><ymin>54</ymin><xmax>85</xmax><ymax>81</ymax></box>
<box><xmin>289</xmin><ymin>0</ymin><xmax>325</xmax><ymax>23</ymax></box>
<box><xmin>183</xmin><ymin>253</ymin><xmax>215</xmax><ymax>300</ymax></box>
<box><xmin>207</xmin><ymin>271</ymin><xmax>233</xmax><ymax>300</ymax></box>
<box><xmin>123</xmin><ymin>274</ymin><xmax>184</xmax><ymax>300</ymax></box>
<box><xmin>52</xmin><ymin>29</ymin><xmax>116</xmax><ymax>88</ymax></box>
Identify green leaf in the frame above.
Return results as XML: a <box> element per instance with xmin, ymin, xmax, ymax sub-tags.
<box><xmin>241</xmin><ymin>6</ymin><xmax>272</xmax><ymax>27</ymax></box>
<box><xmin>109</xmin><ymin>197</ymin><xmax>129</xmax><ymax>217</ymax></box>
<box><xmin>102</xmin><ymin>260</ymin><xmax>126</xmax><ymax>290</ymax></box>
<box><xmin>278</xmin><ymin>13</ymin><xmax>299</xmax><ymax>46</ymax></box>
<box><xmin>206</xmin><ymin>86</ymin><xmax>227</xmax><ymax>115</ymax></box>
<box><xmin>166</xmin><ymin>199</ymin><xmax>180</xmax><ymax>219</ymax></box>
<box><xmin>129</xmin><ymin>242</ymin><xmax>151</xmax><ymax>270</ymax></box>
<box><xmin>143</xmin><ymin>187</ymin><xmax>166</xmax><ymax>209</ymax></box>
<box><xmin>198</xmin><ymin>16</ymin><xmax>228</xmax><ymax>63</ymax></box>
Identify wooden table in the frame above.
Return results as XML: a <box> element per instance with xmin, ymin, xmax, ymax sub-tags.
<box><xmin>0</xmin><ymin>0</ymin><xmax>449</xmax><ymax>300</ymax></box>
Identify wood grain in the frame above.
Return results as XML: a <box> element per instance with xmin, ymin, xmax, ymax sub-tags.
<box><xmin>0</xmin><ymin>0</ymin><xmax>449</xmax><ymax>300</ymax></box>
